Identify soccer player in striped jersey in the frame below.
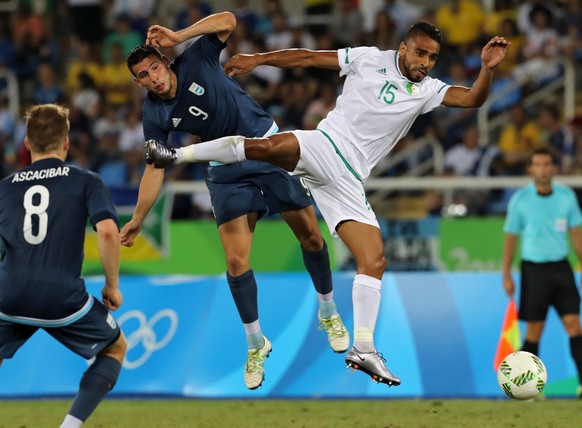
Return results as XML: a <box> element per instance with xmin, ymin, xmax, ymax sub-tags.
<box><xmin>147</xmin><ymin>22</ymin><xmax>509</xmax><ymax>386</ymax></box>
<box><xmin>0</xmin><ymin>104</ymin><xmax>127</xmax><ymax>427</ymax></box>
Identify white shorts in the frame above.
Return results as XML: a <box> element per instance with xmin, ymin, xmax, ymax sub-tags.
<box><xmin>291</xmin><ymin>129</ymin><xmax>379</xmax><ymax>237</ymax></box>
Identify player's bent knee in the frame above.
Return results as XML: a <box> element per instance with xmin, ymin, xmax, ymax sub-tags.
<box><xmin>358</xmin><ymin>256</ymin><xmax>386</xmax><ymax>278</ymax></box>
<box><xmin>224</xmin><ymin>254</ymin><xmax>251</xmax><ymax>274</ymax></box>
<box><xmin>298</xmin><ymin>230</ymin><xmax>323</xmax><ymax>250</ymax></box>
<box><xmin>101</xmin><ymin>332</ymin><xmax>128</xmax><ymax>363</ymax></box>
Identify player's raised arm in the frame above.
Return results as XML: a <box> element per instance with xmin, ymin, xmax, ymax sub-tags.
<box><xmin>442</xmin><ymin>36</ymin><xmax>510</xmax><ymax>108</ymax></box>
<box><xmin>147</xmin><ymin>11</ymin><xmax>236</xmax><ymax>48</ymax></box>
<box><xmin>225</xmin><ymin>49</ymin><xmax>340</xmax><ymax>77</ymax></box>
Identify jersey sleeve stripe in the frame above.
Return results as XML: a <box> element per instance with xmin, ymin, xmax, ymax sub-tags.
<box><xmin>437</xmin><ymin>84</ymin><xmax>450</xmax><ymax>93</ymax></box>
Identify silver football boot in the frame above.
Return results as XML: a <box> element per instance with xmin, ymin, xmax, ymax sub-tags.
<box><xmin>345</xmin><ymin>347</ymin><xmax>401</xmax><ymax>387</ymax></box>
<box><xmin>145</xmin><ymin>139</ymin><xmax>177</xmax><ymax>168</ymax></box>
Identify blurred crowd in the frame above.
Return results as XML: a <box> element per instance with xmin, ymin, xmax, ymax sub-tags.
<box><xmin>1</xmin><ymin>0</ymin><xmax>582</xmax><ymax>217</ymax></box>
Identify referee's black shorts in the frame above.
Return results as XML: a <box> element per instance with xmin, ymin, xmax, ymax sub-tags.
<box><xmin>519</xmin><ymin>259</ymin><xmax>581</xmax><ymax>321</ymax></box>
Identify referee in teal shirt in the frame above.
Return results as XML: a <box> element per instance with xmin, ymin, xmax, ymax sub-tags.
<box><xmin>502</xmin><ymin>147</ymin><xmax>582</xmax><ymax>398</ymax></box>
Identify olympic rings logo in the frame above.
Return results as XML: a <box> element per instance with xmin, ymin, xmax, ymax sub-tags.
<box><xmin>117</xmin><ymin>309</ymin><xmax>179</xmax><ymax>369</ymax></box>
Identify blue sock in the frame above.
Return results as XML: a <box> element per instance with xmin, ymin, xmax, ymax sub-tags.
<box><xmin>227</xmin><ymin>270</ymin><xmax>259</xmax><ymax>324</ymax></box>
<box><xmin>302</xmin><ymin>240</ymin><xmax>333</xmax><ymax>295</ymax></box>
<box><xmin>69</xmin><ymin>356</ymin><xmax>121</xmax><ymax>422</ymax></box>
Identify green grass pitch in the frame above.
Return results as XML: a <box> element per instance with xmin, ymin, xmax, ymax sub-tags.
<box><xmin>0</xmin><ymin>398</ymin><xmax>579</xmax><ymax>427</ymax></box>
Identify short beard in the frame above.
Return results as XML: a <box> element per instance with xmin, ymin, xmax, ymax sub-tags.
<box><xmin>402</xmin><ymin>61</ymin><xmax>422</xmax><ymax>82</ymax></box>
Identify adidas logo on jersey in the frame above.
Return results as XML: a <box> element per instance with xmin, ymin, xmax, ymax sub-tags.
<box><xmin>172</xmin><ymin>118</ymin><xmax>182</xmax><ymax>127</ymax></box>
<box><xmin>376</xmin><ymin>68</ymin><xmax>387</xmax><ymax>75</ymax></box>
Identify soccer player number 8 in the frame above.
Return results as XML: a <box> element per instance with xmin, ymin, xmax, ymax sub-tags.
<box><xmin>22</xmin><ymin>185</ymin><xmax>49</xmax><ymax>245</ymax></box>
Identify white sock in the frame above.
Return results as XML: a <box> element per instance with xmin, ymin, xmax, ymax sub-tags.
<box><xmin>180</xmin><ymin>136</ymin><xmax>247</xmax><ymax>163</ymax></box>
<box><xmin>317</xmin><ymin>292</ymin><xmax>337</xmax><ymax>319</ymax></box>
<box><xmin>352</xmin><ymin>274</ymin><xmax>382</xmax><ymax>353</ymax></box>
<box><xmin>242</xmin><ymin>320</ymin><xmax>262</xmax><ymax>335</ymax></box>
<box><xmin>61</xmin><ymin>414</ymin><xmax>83</xmax><ymax>428</ymax></box>
<box><xmin>243</xmin><ymin>320</ymin><xmax>264</xmax><ymax>350</ymax></box>
<box><xmin>174</xmin><ymin>148</ymin><xmax>186</xmax><ymax>164</ymax></box>
<box><xmin>317</xmin><ymin>291</ymin><xmax>334</xmax><ymax>303</ymax></box>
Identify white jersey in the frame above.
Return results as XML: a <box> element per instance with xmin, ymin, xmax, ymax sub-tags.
<box><xmin>317</xmin><ymin>46</ymin><xmax>449</xmax><ymax>180</ymax></box>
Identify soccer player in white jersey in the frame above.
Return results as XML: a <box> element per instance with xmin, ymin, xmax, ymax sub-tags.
<box><xmin>146</xmin><ymin>22</ymin><xmax>510</xmax><ymax>386</ymax></box>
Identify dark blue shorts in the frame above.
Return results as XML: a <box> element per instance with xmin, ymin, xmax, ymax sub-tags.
<box><xmin>206</xmin><ymin>160</ymin><xmax>313</xmax><ymax>226</ymax></box>
<box><xmin>0</xmin><ymin>297</ymin><xmax>121</xmax><ymax>360</ymax></box>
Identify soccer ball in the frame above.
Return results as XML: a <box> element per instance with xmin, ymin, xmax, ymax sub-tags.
<box><xmin>497</xmin><ymin>351</ymin><xmax>547</xmax><ymax>400</ymax></box>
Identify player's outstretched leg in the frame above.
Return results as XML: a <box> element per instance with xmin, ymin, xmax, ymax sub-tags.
<box><xmin>345</xmin><ymin>347</ymin><xmax>401</xmax><ymax>387</ymax></box>
<box><xmin>146</xmin><ymin>136</ymin><xmax>248</xmax><ymax>167</ymax></box>
<box><xmin>318</xmin><ymin>313</ymin><xmax>350</xmax><ymax>353</ymax></box>
<box><xmin>145</xmin><ymin>139</ymin><xmax>177</xmax><ymax>167</ymax></box>
<box><xmin>244</xmin><ymin>336</ymin><xmax>272</xmax><ymax>390</ymax></box>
